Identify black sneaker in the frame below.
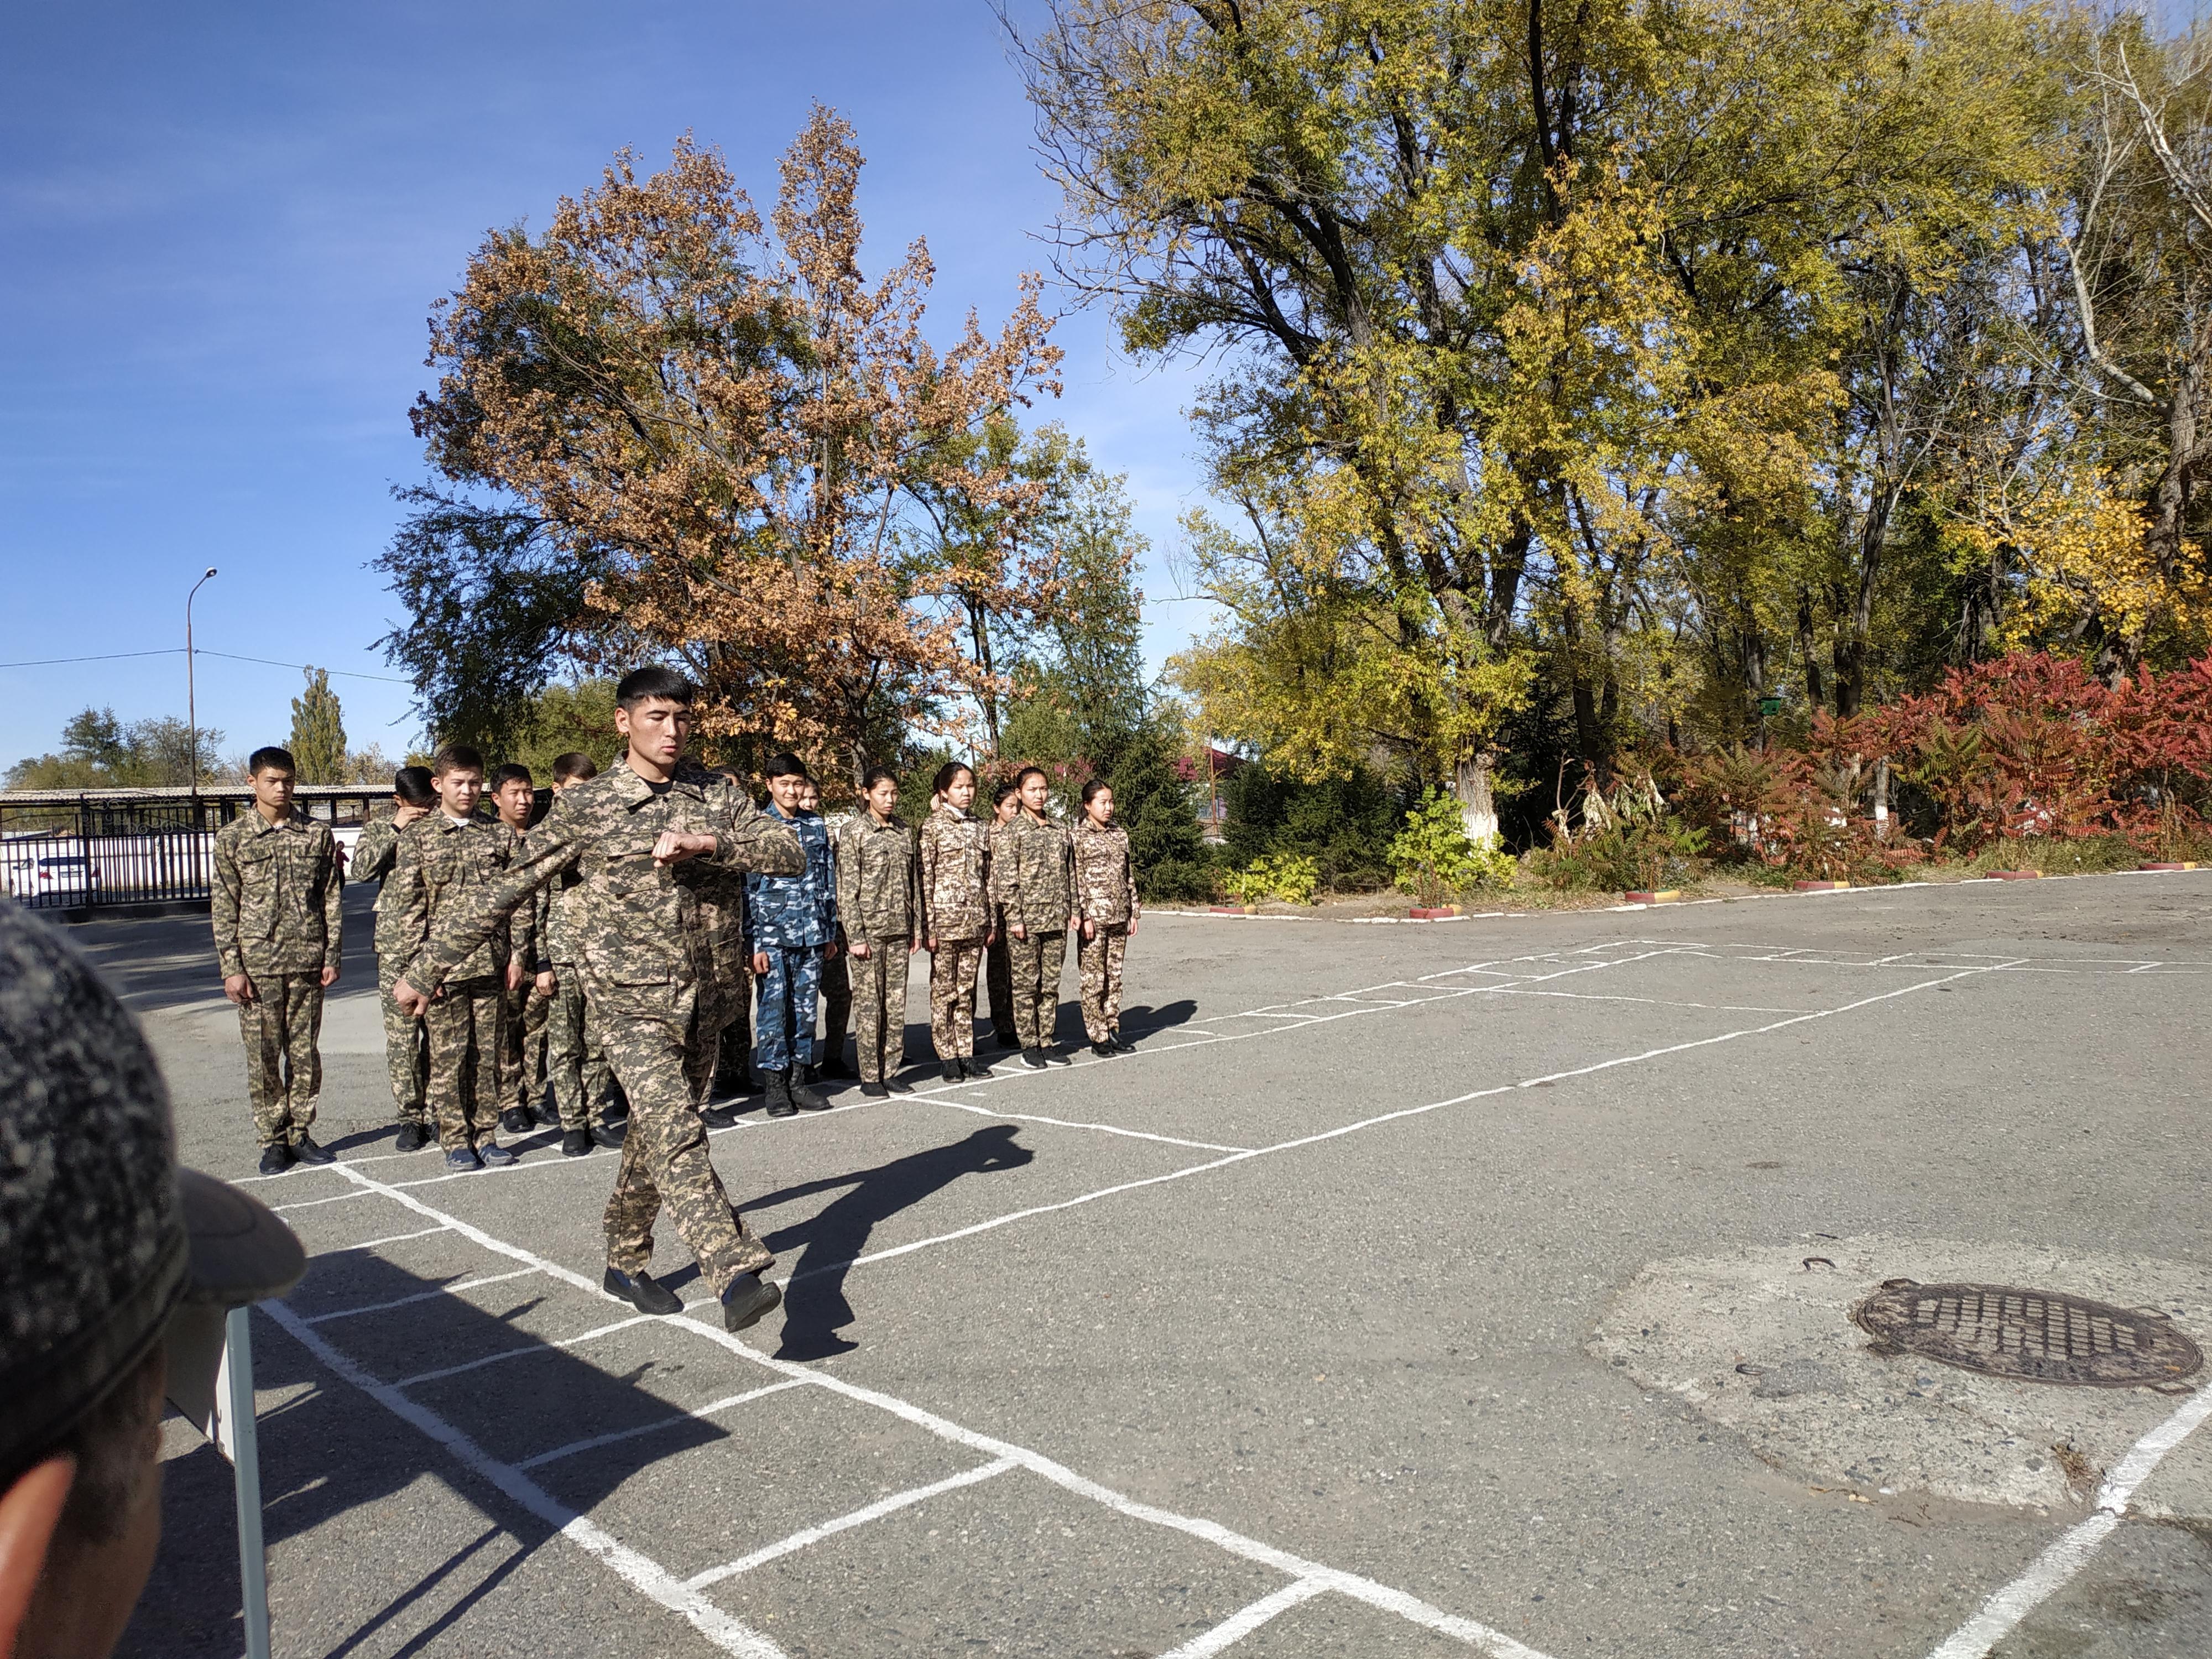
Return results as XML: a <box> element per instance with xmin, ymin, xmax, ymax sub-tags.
<box><xmin>445</xmin><ymin>1147</ymin><xmax>481</xmax><ymax>1173</ymax></box>
<box><xmin>257</xmin><ymin>1143</ymin><xmax>292</xmax><ymax>1176</ymax></box>
<box><xmin>700</xmin><ymin>1104</ymin><xmax>740</xmax><ymax>1129</ymax></box>
<box><xmin>721</xmin><ymin>1271</ymin><xmax>782</xmax><ymax>1332</ymax></box>
<box><xmin>479</xmin><ymin>1141</ymin><xmax>517</xmax><ymax>1168</ymax></box>
<box><xmin>290</xmin><ymin>1136</ymin><xmax>335</xmax><ymax>1166</ymax></box>
<box><xmin>859</xmin><ymin>1082</ymin><xmax>890</xmax><ymax>1098</ymax></box>
<box><xmin>885</xmin><ymin>1077</ymin><xmax>912</xmax><ymax>1094</ymax></box>
<box><xmin>1111</xmin><ymin>1035</ymin><xmax>1138</xmax><ymax>1054</ymax></box>
<box><xmin>561</xmin><ymin>1129</ymin><xmax>593</xmax><ymax>1157</ymax></box>
<box><xmin>964</xmin><ymin>1057</ymin><xmax>994</xmax><ymax>1078</ymax></box>
<box><xmin>394</xmin><ymin>1121</ymin><xmax>429</xmax><ymax>1152</ymax></box>
<box><xmin>1091</xmin><ymin>1041</ymin><xmax>1115</xmax><ymax>1058</ymax></box>
<box><xmin>1045</xmin><ymin>1048</ymin><xmax>1073</xmax><ymax>1067</ymax></box>
<box><xmin>604</xmin><ymin>1266</ymin><xmax>681</xmax><ymax>1316</ymax></box>
<box><xmin>941</xmin><ymin>1060</ymin><xmax>962</xmax><ymax>1083</ymax></box>
<box><xmin>787</xmin><ymin>1070</ymin><xmax>831</xmax><ymax>1112</ymax></box>
<box><xmin>1020</xmin><ymin>1048</ymin><xmax>1048</xmax><ymax>1071</ymax></box>
<box><xmin>533</xmin><ymin>1099</ymin><xmax>563</xmax><ymax>1129</ymax></box>
<box><xmin>499</xmin><ymin>1107</ymin><xmax>534</xmax><ymax>1137</ymax></box>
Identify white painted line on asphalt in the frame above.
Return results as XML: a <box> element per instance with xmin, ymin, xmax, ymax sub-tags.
<box><xmin>300</xmin><ymin>1266</ymin><xmax>538</xmax><ymax>1324</ymax></box>
<box><xmin>516</xmin><ymin>1380</ymin><xmax>806</xmax><ymax>1471</ymax></box>
<box><xmin>1158</xmin><ymin>1578</ymin><xmax>1332</xmax><ymax>1657</ymax></box>
<box><xmin>271</xmin><ymin>1187</ymin><xmax>377</xmax><ymax>1212</ymax></box>
<box><xmin>395</xmin><ymin>1312</ymin><xmax>661</xmax><ymax>1389</ymax></box>
<box><xmin>682</xmin><ymin>1457</ymin><xmax>1021</xmax><ymax>1589</ymax></box>
<box><xmin>927</xmin><ymin>1096</ymin><xmax>1255</xmax><ymax>1154</ymax></box>
<box><xmin>2127</xmin><ymin>961</ymin><xmax>2163</xmax><ymax>973</ymax></box>
<box><xmin>309</xmin><ymin>1161</ymin><xmax>1559</xmax><ymax>1656</ymax></box>
<box><xmin>333</xmin><ymin>1223</ymin><xmax>451</xmax><ymax>1251</ymax></box>
<box><xmin>260</xmin><ymin>1298</ymin><xmax>791</xmax><ymax>1659</ymax></box>
<box><xmin>1924</xmin><ymin>1386</ymin><xmax>2212</xmax><ymax>1659</ymax></box>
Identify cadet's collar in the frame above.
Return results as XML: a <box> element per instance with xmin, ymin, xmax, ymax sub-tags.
<box><xmin>609</xmin><ymin>760</ymin><xmax>706</xmax><ymax>807</ymax></box>
<box><xmin>245</xmin><ymin>808</ymin><xmax>297</xmax><ymax>836</ymax></box>
<box><xmin>933</xmin><ymin>802</ymin><xmax>970</xmax><ymax>822</ymax></box>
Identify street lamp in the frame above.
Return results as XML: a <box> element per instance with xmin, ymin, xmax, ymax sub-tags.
<box><xmin>186</xmin><ymin>567</ymin><xmax>218</xmax><ymax>791</ymax></box>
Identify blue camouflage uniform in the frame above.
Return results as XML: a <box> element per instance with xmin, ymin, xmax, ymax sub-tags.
<box><xmin>745</xmin><ymin>804</ymin><xmax>838</xmax><ymax>1072</ymax></box>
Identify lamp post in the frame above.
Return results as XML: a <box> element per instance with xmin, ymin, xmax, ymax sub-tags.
<box><xmin>186</xmin><ymin>567</ymin><xmax>218</xmax><ymax>791</ymax></box>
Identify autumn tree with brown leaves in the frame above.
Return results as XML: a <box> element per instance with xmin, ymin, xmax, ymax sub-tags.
<box><xmin>384</xmin><ymin>109</ymin><xmax>1062</xmax><ymax>785</ymax></box>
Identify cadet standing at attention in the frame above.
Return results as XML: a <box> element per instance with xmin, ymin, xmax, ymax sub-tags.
<box><xmin>984</xmin><ymin>779</ymin><xmax>1021</xmax><ymax>1049</ymax></box>
<box><xmin>211</xmin><ymin>745</ymin><xmax>345</xmax><ymax>1172</ymax></box>
<box><xmin>348</xmin><ymin>765</ymin><xmax>437</xmax><ymax>1150</ymax></box>
<box><xmin>919</xmin><ymin>761</ymin><xmax>995</xmax><ymax>1082</ymax></box>
<box><xmin>541</xmin><ymin>752</ymin><xmax>622</xmax><ymax>1156</ymax></box>
<box><xmin>390</xmin><ymin>745</ymin><xmax>530</xmax><ymax>1171</ymax></box>
<box><xmin>490</xmin><ymin>763</ymin><xmax>555</xmax><ymax>1136</ymax></box>
<box><xmin>747</xmin><ymin>754</ymin><xmax>838</xmax><ymax>1118</ymax></box>
<box><xmin>837</xmin><ymin>767</ymin><xmax>923</xmax><ymax>1096</ymax></box>
<box><xmin>694</xmin><ymin>766</ymin><xmax>755</xmax><ymax>1127</ymax></box>
<box><xmin>1073</xmin><ymin>778</ymin><xmax>1141</xmax><ymax>1056</ymax></box>
<box><xmin>990</xmin><ymin>765</ymin><xmax>1077</xmax><ymax>1070</ymax></box>
<box><xmin>799</xmin><ymin>774</ymin><xmax>855</xmax><ymax>1079</ymax></box>
<box><xmin>393</xmin><ymin>667</ymin><xmax>804</xmax><ymax>1332</ymax></box>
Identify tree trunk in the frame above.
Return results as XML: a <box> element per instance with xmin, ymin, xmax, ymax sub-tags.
<box><xmin>1454</xmin><ymin>753</ymin><xmax>1500</xmax><ymax>844</ymax></box>
<box><xmin>1796</xmin><ymin>587</ymin><xmax>1824</xmax><ymax>710</ymax></box>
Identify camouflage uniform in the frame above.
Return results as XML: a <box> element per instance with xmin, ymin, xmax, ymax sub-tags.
<box><xmin>695</xmin><ymin>861</ymin><xmax>750</xmax><ymax>1105</ymax></box>
<box><xmin>1073</xmin><ymin>817</ymin><xmax>1140</xmax><ymax>1045</ymax></box>
<box><xmin>836</xmin><ymin>812</ymin><xmax>922</xmax><ymax>1084</ymax></box>
<box><xmin>984</xmin><ymin>816</ymin><xmax>1016</xmax><ymax>1044</ymax></box>
<box><xmin>744</xmin><ymin>804</ymin><xmax>837</xmax><ymax>1073</ymax></box>
<box><xmin>817</xmin><ymin>810</ymin><xmax>854</xmax><ymax>1070</ymax></box>
<box><xmin>499</xmin><ymin>881</ymin><xmax>554</xmax><ymax>1114</ymax></box>
<box><xmin>544</xmin><ymin>861</ymin><xmax>613</xmax><ymax>1133</ymax></box>
<box><xmin>400</xmin><ymin>760</ymin><xmax>802</xmax><ymax>1295</ymax></box>
<box><xmin>211</xmin><ymin>807</ymin><xmax>344</xmax><ymax>1147</ymax></box>
<box><xmin>391</xmin><ymin>813</ymin><xmax>528</xmax><ymax>1154</ymax></box>
<box><xmin>989</xmin><ymin>811</ymin><xmax>1074</xmax><ymax>1050</ymax></box>
<box><xmin>349</xmin><ymin>813</ymin><xmax>428</xmax><ymax>1128</ymax></box>
<box><xmin>919</xmin><ymin>801</ymin><xmax>992</xmax><ymax>1060</ymax></box>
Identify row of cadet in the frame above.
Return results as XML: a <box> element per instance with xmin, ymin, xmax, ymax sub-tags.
<box><xmin>210</xmin><ymin>742</ymin><xmax>1139</xmax><ymax>1178</ymax></box>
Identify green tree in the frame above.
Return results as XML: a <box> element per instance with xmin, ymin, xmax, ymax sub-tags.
<box><xmin>288</xmin><ymin>668</ymin><xmax>347</xmax><ymax>783</ymax></box>
<box><xmin>6</xmin><ymin>709</ymin><xmax>225</xmax><ymax>789</ymax></box>
<box><xmin>1107</xmin><ymin>722</ymin><xmax>1209</xmax><ymax>900</ymax></box>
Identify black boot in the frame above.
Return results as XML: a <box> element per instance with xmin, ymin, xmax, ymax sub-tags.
<box><xmin>787</xmin><ymin>1067</ymin><xmax>832</xmax><ymax>1112</ymax></box>
<box><xmin>763</xmin><ymin>1070</ymin><xmax>797</xmax><ymax>1119</ymax></box>
<box><xmin>604</xmin><ymin>1265</ymin><xmax>680</xmax><ymax>1316</ymax></box>
<box><xmin>499</xmin><ymin>1106</ymin><xmax>534</xmax><ymax>1137</ymax></box>
<box><xmin>290</xmin><ymin>1136</ymin><xmax>335</xmax><ymax>1166</ymax></box>
<box><xmin>561</xmin><ymin>1128</ymin><xmax>593</xmax><ymax>1156</ymax></box>
<box><xmin>721</xmin><ymin>1271</ymin><xmax>781</xmax><ymax>1332</ymax></box>
<box><xmin>1020</xmin><ymin>1047</ymin><xmax>1048</xmax><ymax>1071</ymax></box>
<box><xmin>592</xmin><ymin>1116</ymin><xmax>627</xmax><ymax>1149</ymax></box>
<box><xmin>257</xmin><ymin>1142</ymin><xmax>292</xmax><ymax>1176</ymax></box>
<box><xmin>394</xmin><ymin>1120</ymin><xmax>429</xmax><ymax>1152</ymax></box>
<box><xmin>964</xmin><ymin>1055</ymin><xmax>994</xmax><ymax>1078</ymax></box>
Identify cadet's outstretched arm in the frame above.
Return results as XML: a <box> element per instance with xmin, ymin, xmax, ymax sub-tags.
<box><xmin>402</xmin><ymin>807</ymin><xmax>583</xmax><ymax>998</ymax></box>
<box><xmin>707</xmin><ymin>794</ymin><xmax>804</xmax><ymax>875</ymax></box>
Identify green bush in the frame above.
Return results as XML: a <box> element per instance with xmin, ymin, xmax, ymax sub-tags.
<box><xmin>1225</xmin><ymin>851</ymin><xmax>1319</xmax><ymax>906</ymax></box>
<box><xmin>1222</xmin><ymin>761</ymin><xmax>1398</xmax><ymax>892</ymax></box>
<box><xmin>1387</xmin><ymin>788</ymin><xmax>1516</xmax><ymax>906</ymax></box>
<box><xmin>1526</xmin><ymin>775</ymin><xmax>1708</xmax><ymax>892</ymax></box>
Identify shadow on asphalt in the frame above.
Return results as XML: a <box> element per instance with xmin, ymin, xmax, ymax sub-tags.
<box><xmin>118</xmin><ymin>1253</ymin><xmax>721</xmax><ymax>1659</ymax></box>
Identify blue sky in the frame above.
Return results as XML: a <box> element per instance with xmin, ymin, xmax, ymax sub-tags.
<box><xmin>0</xmin><ymin>1</ymin><xmax>1215</xmax><ymax>773</ymax></box>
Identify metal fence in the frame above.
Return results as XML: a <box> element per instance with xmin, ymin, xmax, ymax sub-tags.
<box><xmin>0</xmin><ymin>787</ymin><xmax>382</xmax><ymax>911</ymax></box>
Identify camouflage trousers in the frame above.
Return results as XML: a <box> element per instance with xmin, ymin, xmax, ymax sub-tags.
<box><xmin>426</xmin><ymin>976</ymin><xmax>505</xmax><ymax>1153</ymax></box>
<box><xmin>601</xmin><ymin>1006</ymin><xmax>774</xmax><ymax>1294</ymax></box>
<box><xmin>237</xmin><ymin>972</ymin><xmax>323</xmax><ymax>1146</ymax></box>
<box><xmin>819</xmin><ymin>946</ymin><xmax>851</xmax><ymax>1070</ymax></box>
<box><xmin>753</xmin><ymin>946</ymin><xmax>822</xmax><ymax>1073</ymax></box>
<box><xmin>928</xmin><ymin>937</ymin><xmax>984</xmax><ymax>1060</ymax></box>
<box><xmin>846</xmin><ymin>938</ymin><xmax>911</xmax><ymax>1083</ymax></box>
<box><xmin>499</xmin><ymin>974</ymin><xmax>551</xmax><ymax>1110</ymax></box>
<box><xmin>1078</xmin><ymin>924</ymin><xmax>1130</xmax><ymax>1044</ymax></box>
<box><xmin>695</xmin><ymin>971</ymin><xmax>749</xmax><ymax>1107</ymax></box>
<box><xmin>545</xmin><ymin>968</ymin><xmax>612</xmax><ymax>1133</ymax></box>
<box><xmin>377</xmin><ymin>959</ymin><xmax>427</xmax><ymax>1125</ymax></box>
<box><xmin>985</xmin><ymin>922</ymin><xmax>1014</xmax><ymax>1042</ymax></box>
<box><xmin>1005</xmin><ymin>930</ymin><xmax>1066</xmax><ymax>1050</ymax></box>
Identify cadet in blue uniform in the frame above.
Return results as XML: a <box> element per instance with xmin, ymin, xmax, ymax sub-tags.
<box><xmin>745</xmin><ymin>753</ymin><xmax>839</xmax><ymax>1117</ymax></box>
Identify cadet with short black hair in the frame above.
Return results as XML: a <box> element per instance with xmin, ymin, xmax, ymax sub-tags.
<box><xmin>210</xmin><ymin>745</ymin><xmax>345</xmax><ymax>1172</ymax></box>
<box><xmin>837</xmin><ymin>766</ymin><xmax>924</xmax><ymax>1095</ymax></box>
<box><xmin>991</xmin><ymin>765</ymin><xmax>1078</xmax><ymax>1069</ymax></box>
<box><xmin>491</xmin><ymin>763</ymin><xmax>555</xmax><ymax>1135</ymax></box>
<box><xmin>984</xmin><ymin>779</ymin><xmax>1021</xmax><ymax>1047</ymax></box>
<box><xmin>1073</xmin><ymin>778</ymin><xmax>1141</xmax><ymax>1057</ymax></box>
<box><xmin>348</xmin><ymin>764</ymin><xmax>437</xmax><ymax>1149</ymax></box>
<box><xmin>541</xmin><ymin>753</ymin><xmax>622</xmax><ymax>1155</ymax></box>
<box><xmin>747</xmin><ymin>754</ymin><xmax>838</xmax><ymax>1118</ymax></box>
<box><xmin>920</xmin><ymin>760</ymin><xmax>995</xmax><ymax>1082</ymax></box>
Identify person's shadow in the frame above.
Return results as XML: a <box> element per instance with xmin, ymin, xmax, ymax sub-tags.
<box><xmin>747</xmin><ymin>1125</ymin><xmax>1035</xmax><ymax>1361</ymax></box>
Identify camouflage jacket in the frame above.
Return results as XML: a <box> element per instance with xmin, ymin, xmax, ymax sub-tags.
<box><xmin>1072</xmin><ymin>817</ymin><xmax>1140</xmax><ymax>927</ymax></box>
<box><xmin>917</xmin><ymin>803</ymin><xmax>992</xmax><ymax>941</ymax></box>
<box><xmin>390</xmin><ymin>814</ymin><xmax>528</xmax><ymax>984</ymax></box>
<box><xmin>403</xmin><ymin>760</ymin><xmax>801</xmax><ymax>1023</ymax></box>
<box><xmin>348</xmin><ymin>813</ymin><xmax>416</xmax><ymax>957</ymax></box>
<box><xmin>695</xmin><ymin>859</ymin><xmax>750</xmax><ymax>1008</ymax></box>
<box><xmin>988</xmin><ymin>812</ymin><xmax>1074</xmax><ymax>931</ymax></box>
<box><xmin>744</xmin><ymin>805</ymin><xmax>837</xmax><ymax>949</ymax></box>
<box><xmin>836</xmin><ymin>811</ymin><xmax>922</xmax><ymax>942</ymax></box>
<box><xmin>211</xmin><ymin>808</ymin><xmax>343</xmax><ymax>978</ymax></box>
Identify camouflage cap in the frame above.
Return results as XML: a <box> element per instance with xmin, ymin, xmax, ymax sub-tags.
<box><xmin>0</xmin><ymin>899</ymin><xmax>302</xmax><ymax>1485</ymax></box>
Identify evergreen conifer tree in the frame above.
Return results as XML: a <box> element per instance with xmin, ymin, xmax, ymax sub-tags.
<box><xmin>1108</xmin><ymin>723</ymin><xmax>1209</xmax><ymax>901</ymax></box>
<box><xmin>289</xmin><ymin>667</ymin><xmax>346</xmax><ymax>784</ymax></box>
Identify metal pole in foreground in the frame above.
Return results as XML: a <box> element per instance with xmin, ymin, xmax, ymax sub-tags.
<box><xmin>186</xmin><ymin>567</ymin><xmax>218</xmax><ymax>792</ymax></box>
<box><xmin>224</xmin><ymin>1305</ymin><xmax>273</xmax><ymax>1659</ymax></box>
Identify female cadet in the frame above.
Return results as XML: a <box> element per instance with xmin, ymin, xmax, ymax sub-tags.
<box><xmin>1072</xmin><ymin>779</ymin><xmax>1140</xmax><ymax>1056</ymax></box>
<box><xmin>983</xmin><ymin>780</ymin><xmax>1022</xmax><ymax>1049</ymax></box>
<box><xmin>834</xmin><ymin>768</ymin><xmax>922</xmax><ymax>1097</ymax></box>
<box><xmin>919</xmin><ymin>761</ymin><xmax>995</xmax><ymax>1082</ymax></box>
<box><xmin>990</xmin><ymin>766</ymin><xmax>1078</xmax><ymax>1069</ymax></box>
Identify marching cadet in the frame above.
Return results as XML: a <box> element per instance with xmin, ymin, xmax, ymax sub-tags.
<box><xmin>348</xmin><ymin>765</ymin><xmax>437</xmax><ymax>1150</ymax></box>
<box><xmin>989</xmin><ymin>765</ymin><xmax>1077</xmax><ymax>1070</ymax></box>
<box><xmin>390</xmin><ymin>745</ymin><xmax>530</xmax><ymax>1171</ymax></box>
<box><xmin>542</xmin><ymin>752</ymin><xmax>623</xmax><ymax>1156</ymax></box>
<box><xmin>211</xmin><ymin>746</ymin><xmax>344</xmax><ymax>1173</ymax></box>
<box><xmin>798</xmin><ymin>774</ymin><xmax>854</xmax><ymax>1078</ymax></box>
<box><xmin>984</xmin><ymin>779</ymin><xmax>1021</xmax><ymax>1049</ymax></box>
<box><xmin>393</xmin><ymin>666</ymin><xmax>804</xmax><ymax>1333</ymax></box>
<box><xmin>695</xmin><ymin>766</ymin><xmax>755</xmax><ymax>1126</ymax></box>
<box><xmin>919</xmin><ymin>761</ymin><xmax>994</xmax><ymax>1082</ymax></box>
<box><xmin>747</xmin><ymin>755</ymin><xmax>839</xmax><ymax>1118</ymax></box>
<box><xmin>1073</xmin><ymin>779</ymin><xmax>1141</xmax><ymax>1056</ymax></box>
<box><xmin>836</xmin><ymin>768</ymin><xmax>923</xmax><ymax>1097</ymax></box>
<box><xmin>490</xmin><ymin>763</ymin><xmax>555</xmax><ymax>1136</ymax></box>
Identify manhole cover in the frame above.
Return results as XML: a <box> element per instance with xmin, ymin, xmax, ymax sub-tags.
<box><xmin>1852</xmin><ymin>1279</ymin><xmax>2203</xmax><ymax>1388</ymax></box>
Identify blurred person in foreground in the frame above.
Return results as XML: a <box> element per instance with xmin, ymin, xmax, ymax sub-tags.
<box><xmin>0</xmin><ymin>898</ymin><xmax>305</xmax><ymax>1659</ymax></box>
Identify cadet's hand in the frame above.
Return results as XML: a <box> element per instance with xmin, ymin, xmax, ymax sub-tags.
<box><xmin>1011</xmin><ymin>922</ymin><xmax>1026</xmax><ymax>942</ymax></box>
<box><xmin>393</xmin><ymin>802</ymin><xmax>429</xmax><ymax>828</ymax></box>
<box><xmin>223</xmin><ymin>972</ymin><xmax>256</xmax><ymax>1005</ymax></box>
<box><xmin>505</xmin><ymin>959</ymin><xmax>524</xmax><ymax>993</ymax></box>
<box><xmin>1081</xmin><ymin>919</ymin><xmax>1095</xmax><ymax>942</ymax></box>
<box><xmin>392</xmin><ymin>978</ymin><xmax>428</xmax><ymax>1018</ymax></box>
<box><xmin>924</xmin><ymin>935</ymin><xmax>937</xmax><ymax>953</ymax></box>
<box><xmin>1129</xmin><ymin>916</ymin><xmax>1139</xmax><ymax>936</ymax></box>
<box><xmin>752</xmin><ymin>950</ymin><xmax>770</xmax><ymax>976</ymax></box>
<box><xmin>908</xmin><ymin>938</ymin><xmax>921</xmax><ymax>956</ymax></box>
<box><xmin>849</xmin><ymin>941</ymin><xmax>870</xmax><ymax>960</ymax></box>
<box><xmin>320</xmin><ymin>962</ymin><xmax>341</xmax><ymax>988</ymax></box>
<box><xmin>823</xmin><ymin>940</ymin><xmax>840</xmax><ymax>962</ymax></box>
<box><xmin>653</xmin><ymin>830</ymin><xmax>717</xmax><ymax>866</ymax></box>
<box><xmin>535</xmin><ymin>969</ymin><xmax>556</xmax><ymax>995</ymax></box>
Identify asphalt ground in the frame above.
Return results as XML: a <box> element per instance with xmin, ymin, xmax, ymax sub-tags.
<box><xmin>54</xmin><ymin>868</ymin><xmax>2212</xmax><ymax>1658</ymax></box>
